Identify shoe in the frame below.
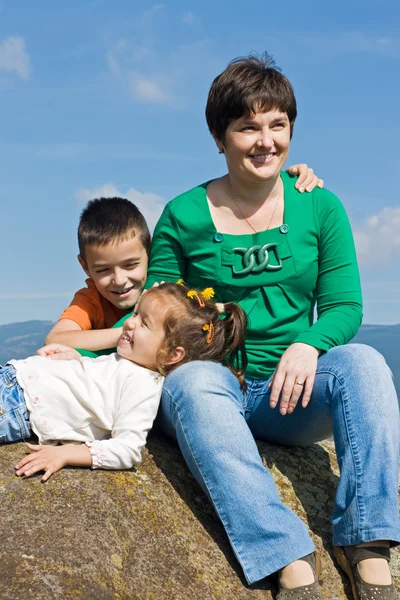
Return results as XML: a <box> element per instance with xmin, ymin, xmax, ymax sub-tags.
<box><xmin>333</xmin><ymin>545</ymin><xmax>398</xmax><ymax>599</ymax></box>
<box><xmin>276</xmin><ymin>552</ymin><xmax>322</xmax><ymax>599</ymax></box>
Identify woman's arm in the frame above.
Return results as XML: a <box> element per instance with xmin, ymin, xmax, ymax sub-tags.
<box><xmin>294</xmin><ymin>189</ymin><xmax>363</xmax><ymax>349</ymax></box>
<box><xmin>146</xmin><ymin>202</ymin><xmax>187</xmax><ymax>287</ymax></box>
<box><xmin>270</xmin><ymin>189</ymin><xmax>362</xmax><ymax>415</ymax></box>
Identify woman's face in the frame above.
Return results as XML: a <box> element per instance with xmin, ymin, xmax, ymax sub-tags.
<box><xmin>219</xmin><ymin>109</ymin><xmax>291</xmax><ymax>184</ymax></box>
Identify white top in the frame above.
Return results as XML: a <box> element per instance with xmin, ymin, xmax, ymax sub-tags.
<box><xmin>9</xmin><ymin>353</ymin><xmax>163</xmax><ymax>470</ymax></box>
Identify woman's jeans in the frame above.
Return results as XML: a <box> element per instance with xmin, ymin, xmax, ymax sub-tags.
<box><xmin>0</xmin><ymin>365</ymin><xmax>32</xmax><ymax>444</ymax></box>
<box><xmin>159</xmin><ymin>344</ymin><xmax>400</xmax><ymax>584</ymax></box>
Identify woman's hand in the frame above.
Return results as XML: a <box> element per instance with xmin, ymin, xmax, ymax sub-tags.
<box><xmin>36</xmin><ymin>343</ymin><xmax>81</xmax><ymax>361</ymax></box>
<box><xmin>286</xmin><ymin>164</ymin><xmax>324</xmax><ymax>193</ymax></box>
<box><xmin>15</xmin><ymin>443</ymin><xmax>67</xmax><ymax>482</ymax></box>
<box><xmin>269</xmin><ymin>343</ymin><xmax>321</xmax><ymax>415</ymax></box>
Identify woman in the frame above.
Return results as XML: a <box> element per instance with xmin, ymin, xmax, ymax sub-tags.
<box><xmin>145</xmin><ymin>55</ymin><xmax>399</xmax><ymax>599</ymax></box>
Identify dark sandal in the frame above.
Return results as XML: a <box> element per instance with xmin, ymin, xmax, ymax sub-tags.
<box><xmin>276</xmin><ymin>552</ymin><xmax>322</xmax><ymax>599</ymax></box>
<box><xmin>333</xmin><ymin>545</ymin><xmax>398</xmax><ymax>599</ymax></box>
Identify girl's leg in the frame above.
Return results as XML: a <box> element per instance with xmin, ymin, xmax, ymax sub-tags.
<box><xmin>159</xmin><ymin>360</ymin><xmax>314</xmax><ymax>585</ymax></box>
<box><xmin>0</xmin><ymin>365</ymin><xmax>31</xmax><ymax>443</ymax></box>
<box><xmin>248</xmin><ymin>344</ymin><xmax>400</xmax><ymax>547</ymax></box>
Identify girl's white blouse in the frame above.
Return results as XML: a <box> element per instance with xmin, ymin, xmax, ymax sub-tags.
<box><xmin>9</xmin><ymin>353</ymin><xmax>163</xmax><ymax>470</ymax></box>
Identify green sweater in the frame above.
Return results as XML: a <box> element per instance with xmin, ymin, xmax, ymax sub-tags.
<box><xmin>146</xmin><ymin>172</ymin><xmax>362</xmax><ymax>379</ymax></box>
<box><xmin>81</xmin><ymin>172</ymin><xmax>362</xmax><ymax>378</ymax></box>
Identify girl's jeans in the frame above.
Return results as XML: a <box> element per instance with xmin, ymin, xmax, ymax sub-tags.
<box><xmin>159</xmin><ymin>344</ymin><xmax>400</xmax><ymax>584</ymax></box>
<box><xmin>0</xmin><ymin>365</ymin><xmax>31</xmax><ymax>444</ymax></box>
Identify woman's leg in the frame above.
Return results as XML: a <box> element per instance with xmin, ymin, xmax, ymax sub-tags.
<box><xmin>0</xmin><ymin>364</ymin><xmax>32</xmax><ymax>443</ymax></box>
<box><xmin>248</xmin><ymin>344</ymin><xmax>400</xmax><ymax>547</ymax></box>
<box><xmin>159</xmin><ymin>360</ymin><xmax>314</xmax><ymax>585</ymax></box>
<box><xmin>322</xmin><ymin>344</ymin><xmax>399</xmax><ymax>548</ymax></box>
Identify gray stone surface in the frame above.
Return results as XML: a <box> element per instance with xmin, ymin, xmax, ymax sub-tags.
<box><xmin>1</xmin><ymin>435</ymin><xmax>398</xmax><ymax>599</ymax></box>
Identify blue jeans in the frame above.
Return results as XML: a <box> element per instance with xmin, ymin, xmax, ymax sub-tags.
<box><xmin>0</xmin><ymin>365</ymin><xmax>32</xmax><ymax>443</ymax></box>
<box><xmin>159</xmin><ymin>344</ymin><xmax>400</xmax><ymax>584</ymax></box>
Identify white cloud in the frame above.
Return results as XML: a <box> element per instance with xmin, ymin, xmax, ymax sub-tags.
<box><xmin>75</xmin><ymin>183</ymin><xmax>166</xmax><ymax>232</ymax></box>
<box><xmin>106</xmin><ymin>35</ymin><xmax>217</xmax><ymax>107</ymax></box>
<box><xmin>131</xmin><ymin>75</ymin><xmax>170</xmax><ymax>103</ymax></box>
<box><xmin>107</xmin><ymin>42</ymin><xmax>174</xmax><ymax>104</ymax></box>
<box><xmin>354</xmin><ymin>206</ymin><xmax>400</xmax><ymax>266</ymax></box>
<box><xmin>182</xmin><ymin>12</ymin><xmax>199</xmax><ymax>25</ymax></box>
<box><xmin>303</xmin><ymin>31</ymin><xmax>400</xmax><ymax>60</ymax></box>
<box><xmin>133</xmin><ymin>45</ymin><xmax>152</xmax><ymax>61</ymax></box>
<box><xmin>0</xmin><ymin>36</ymin><xmax>31</xmax><ymax>80</ymax></box>
<box><xmin>143</xmin><ymin>3</ymin><xmax>165</xmax><ymax>19</ymax></box>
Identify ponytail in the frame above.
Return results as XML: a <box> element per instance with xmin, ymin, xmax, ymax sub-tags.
<box><xmin>222</xmin><ymin>302</ymin><xmax>248</xmax><ymax>391</ymax></box>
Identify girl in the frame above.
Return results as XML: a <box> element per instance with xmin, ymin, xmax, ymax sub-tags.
<box><xmin>0</xmin><ymin>283</ymin><xmax>247</xmax><ymax>482</ymax></box>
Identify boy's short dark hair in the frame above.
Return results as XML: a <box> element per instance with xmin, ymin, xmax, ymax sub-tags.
<box><xmin>205</xmin><ymin>53</ymin><xmax>297</xmax><ymax>142</ymax></box>
<box><xmin>78</xmin><ymin>197</ymin><xmax>151</xmax><ymax>259</ymax></box>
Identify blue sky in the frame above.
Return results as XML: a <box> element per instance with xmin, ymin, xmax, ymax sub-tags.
<box><xmin>1</xmin><ymin>0</ymin><xmax>399</xmax><ymax>326</ymax></box>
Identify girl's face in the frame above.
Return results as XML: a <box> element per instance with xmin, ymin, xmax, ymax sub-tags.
<box><xmin>218</xmin><ymin>109</ymin><xmax>291</xmax><ymax>185</ymax></box>
<box><xmin>117</xmin><ymin>295</ymin><xmax>166</xmax><ymax>371</ymax></box>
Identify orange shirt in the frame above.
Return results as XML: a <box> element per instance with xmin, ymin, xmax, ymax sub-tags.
<box><xmin>59</xmin><ymin>279</ymin><xmax>131</xmax><ymax>330</ymax></box>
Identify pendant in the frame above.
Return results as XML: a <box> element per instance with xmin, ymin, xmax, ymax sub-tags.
<box><xmin>232</xmin><ymin>243</ymin><xmax>283</xmax><ymax>275</ymax></box>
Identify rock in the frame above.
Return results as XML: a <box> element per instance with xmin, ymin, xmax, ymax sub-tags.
<box><xmin>0</xmin><ymin>435</ymin><xmax>399</xmax><ymax>599</ymax></box>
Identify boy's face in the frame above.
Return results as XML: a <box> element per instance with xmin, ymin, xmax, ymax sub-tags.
<box><xmin>117</xmin><ymin>295</ymin><xmax>165</xmax><ymax>370</ymax></box>
<box><xmin>79</xmin><ymin>236</ymin><xmax>148</xmax><ymax>310</ymax></box>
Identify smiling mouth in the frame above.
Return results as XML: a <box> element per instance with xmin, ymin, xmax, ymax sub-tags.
<box><xmin>249</xmin><ymin>153</ymin><xmax>276</xmax><ymax>163</ymax></box>
<box><xmin>111</xmin><ymin>286</ymin><xmax>135</xmax><ymax>297</ymax></box>
<box><xmin>119</xmin><ymin>333</ymin><xmax>134</xmax><ymax>346</ymax></box>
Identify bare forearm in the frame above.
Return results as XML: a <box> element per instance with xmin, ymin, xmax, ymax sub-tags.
<box><xmin>60</xmin><ymin>444</ymin><xmax>93</xmax><ymax>468</ymax></box>
<box><xmin>45</xmin><ymin>327</ymin><xmax>122</xmax><ymax>351</ymax></box>
<box><xmin>15</xmin><ymin>443</ymin><xmax>94</xmax><ymax>481</ymax></box>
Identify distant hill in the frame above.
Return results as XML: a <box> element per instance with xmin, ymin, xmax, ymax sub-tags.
<box><xmin>352</xmin><ymin>324</ymin><xmax>399</xmax><ymax>394</ymax></box>
<box><xmin>0</xmin><ymin>320</ymin><xmax>398</xmax><ymax>394</ymax></box>
<box><xmin>0</xmin><ymin>320</ymin><xmax>53</xmax><ymax>364</ymax></box>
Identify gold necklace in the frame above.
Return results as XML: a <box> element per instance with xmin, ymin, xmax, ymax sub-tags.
<box><xmin>228</xmin><ymin>182</ymin><xmax>280</xmax><ymax>234</ymax></box>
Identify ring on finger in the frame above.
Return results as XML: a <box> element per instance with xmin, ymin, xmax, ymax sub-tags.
<box><xmin>295</xmin><ymin>381</ymin><xmax>305</xmax><ymax>386</ymax></box>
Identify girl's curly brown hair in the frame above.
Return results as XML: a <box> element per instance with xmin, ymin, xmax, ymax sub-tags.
<box><xmin>144</xmin><ymin>282</ymin><xmax>248</xmax><ymax>390</ymax></box>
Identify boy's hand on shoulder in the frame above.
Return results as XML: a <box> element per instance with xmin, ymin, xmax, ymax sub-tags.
<box><xmin>286</xmin><ymin>164</ymin><xmax>324</xmax><ymax>193</ymax></box>
<box><xmin>15</xmin><ymin>443</ymin><xmax>67</xmax><ymax>482</ymax></box>
<box><xmin>37</xmin><ymin>343</ymin><xmax>81</xmax><ymax>361</ymax></box>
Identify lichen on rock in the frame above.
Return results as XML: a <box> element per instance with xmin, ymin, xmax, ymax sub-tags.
<box><xmin>0</xmin><ymin>436</ymin><xmax>398</xmax><ymax>599</ymax></box>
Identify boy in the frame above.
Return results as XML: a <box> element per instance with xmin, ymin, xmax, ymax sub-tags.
<box><xmin>45</xmin><ymin>197</ymin><xmax>150</xmax><ymax>351</ymax></box>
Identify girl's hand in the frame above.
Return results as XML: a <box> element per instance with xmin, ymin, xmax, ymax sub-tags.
<box><xmin>269</xmin><ymin>343</ymin><xmax>320</xmax><ymax>415</ymax></box>
<box><xmin>36</xmin><ymin>343</ymin><xmax>81</xmax><ymax>361</ymax></box>
<box><xmin>286</xmin><ymin>164</ymin><xmax>324</xmax><ymax>193</ymax></box>
<box><xmin>15</xmin><ymin>443</ymin><xmax>67</xmax><ymax>482</ymax></box>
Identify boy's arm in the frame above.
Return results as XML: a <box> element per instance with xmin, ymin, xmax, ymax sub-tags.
<box><xmin>45</xmin><ymin>319</ymin><xmax>123</xmax><ymax>351</ymax></box>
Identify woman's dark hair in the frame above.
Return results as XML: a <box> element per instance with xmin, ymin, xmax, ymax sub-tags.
<box><xmin>205</xmin><ymin>53</ymin><xmax>297</xmax><ymax>142</ymax></box>
<box><xmin>144</xmin><ymin>282</ymin><xmax>248</xmax><ymax>390</ymax></box>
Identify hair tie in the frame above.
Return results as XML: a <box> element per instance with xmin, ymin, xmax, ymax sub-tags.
<box><xmin>187</xmin><ymin>290</ymin><xmax>205</xmax><ymax>308</ymax></box>
<box><xmin>202</xmin><ymin>322</ymin><xmax>214</xmax><ymax>344</ymax></box>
